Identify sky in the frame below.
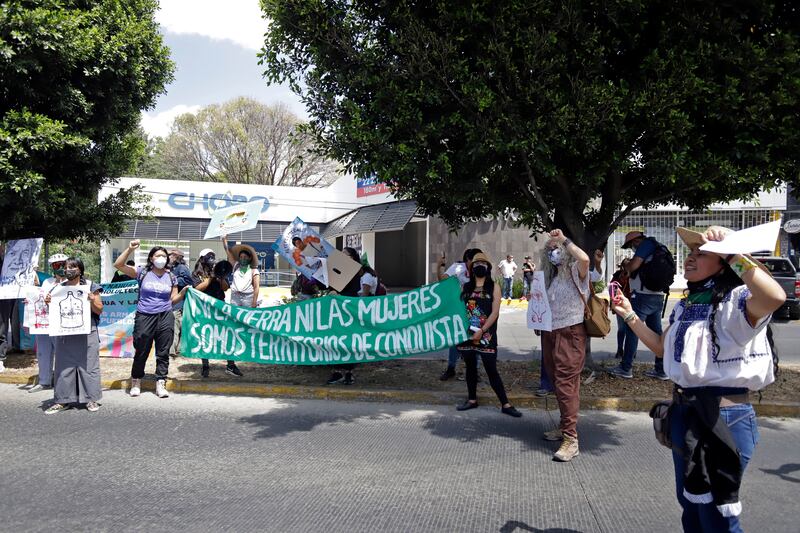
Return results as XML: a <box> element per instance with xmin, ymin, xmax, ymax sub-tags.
<box><xmin>140</xmin><ymin>0</ymin><xmax>306</xmax><ymax>138</ymax></box>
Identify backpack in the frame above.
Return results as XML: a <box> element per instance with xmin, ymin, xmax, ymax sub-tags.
<box><xmin>638</xmin><ymin>238</ymin><xmax>676</xmax><ymax>293</ymax></box>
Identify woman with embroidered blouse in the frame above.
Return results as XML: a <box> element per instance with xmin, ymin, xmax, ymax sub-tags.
<box><xmin>611</xmin><ymin>226</ymin><xmax>784</xmax><ymax>533</ymax></box>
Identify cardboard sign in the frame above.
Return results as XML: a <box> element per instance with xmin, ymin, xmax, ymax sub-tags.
<box><xmin>203</xmin><ymin>199</ymin><xmax>265</xmax><ymax>240</ymax></box>
<box><xmin>48</xmin><ymin>284</ymin><xmax>91</xmax><ymax>336</ymax></box>
<box><xmin>0</xmin><ymin>238</ymin><xmax>43</xmax><ymax>299</ymax></box>
<box><xmin>526</xmin><ymin>272</ymin><xmax>552</xmax><ymax>332</ymax></box>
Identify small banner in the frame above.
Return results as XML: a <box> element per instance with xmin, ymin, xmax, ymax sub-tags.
<box><xmin>98</xmin><ymin>280</ymin><xmax>139</xmax><ymax>357</ymax></box>
<box><xmin>0</xmin><ymin>238</ymin><xmax>43</xmax><ymax>299</ymax></box>
<box><xmin>526</xmin><ymin>271</ymin><xmax>553</xmax><ymax>332</ymax></box>
<box><xmin>48</xmin><ymin>284</ymin><xmax>91</xmax><ymax>336</ymax></box>
<box><xmin>180</xmin><ymin>277</ymin><xmax>469</xmax><ymax>365</ymax></box>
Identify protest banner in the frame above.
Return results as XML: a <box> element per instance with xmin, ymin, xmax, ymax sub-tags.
<box><xmin>203</xmin><ymin>198</ymin><xmax>265</xmax><ymax>240</ymax></box>
<box><xmin>181</xmin><ymin>277</ymin><xmax>469</xmax><ymax>365</ymax></box>
<box><xmin>98</xmin><ymin>280</ymin><xmax>138</xmax><ymax>357</ymax></box>
<box><xmin>272</xmin><ymin>217</ymin><xmax>361</xmax><ymax>291</ymax></box>
<box><xmin>23</xmin><ymin>286</ymin><xmax>51</xmax><ymax>335</ymax></box>
<box><xmin>0</xmin><ymin>238</ymin><xmax>43</xmax><ymax>299</ymax></box>
<box><xmin>526</xmin><ymin>272</ymin><xmax>552</xmax><ymax>332</ymax></box>
<box><xmin>47</xmin><ymin>284</ymin><xmax>91</xmax><ymax>336</ymax></box>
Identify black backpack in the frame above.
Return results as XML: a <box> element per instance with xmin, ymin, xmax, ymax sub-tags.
<box><xmin>637</xmin><ymin>238</ymin><xmax>676</xmax><ymax>293</ymax></box>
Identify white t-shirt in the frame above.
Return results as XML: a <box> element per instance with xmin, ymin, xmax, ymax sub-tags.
<box><xmin>498</xmin><ymin>260</ymin><xmax>517</xmax><ymax>278</ymax></box>
<box><xmin>546</xmin><ymin>262</ymin><xmax>588</xmax><ymax>331</ymax></box>
<box><xmin>589</xmin><ymin>268</ymin><xmax>603</xmax><ymax>283</ymax></box>
<box><xmin>444</xmin><ymin>262</ymin><xmax>470</xmax><ymax>286</ymax></box>
<box><xmin>664</xmin><ymin>285</ymin><xmax>775</xmax><ymax>391</ymax></box>
<box><xmin>359</xmin><ymin>272</ymin><xmax>379</xmax><ymax>296</ymax></box>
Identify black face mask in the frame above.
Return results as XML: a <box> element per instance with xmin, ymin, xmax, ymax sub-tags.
<box><xmin>64</xmin><ymin>268</ymin><xmax>80</xmax><ymax>280</ymax></box>
<box><xmin>472</xmin><ymin>264</ymin><xmax>489</xmax><ymax>278</ymax></box>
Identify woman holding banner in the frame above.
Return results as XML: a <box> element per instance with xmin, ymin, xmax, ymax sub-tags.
<box><xmin>27</xmin><ymin>253</ymin><xmax>67</xmax><ymax>393</ymax></box>
<box><xmin>192</xmin><ymin>252</ymin><xmax>243</xmax><ymax>378</ymax></box>
<box><xmin>43</xmin><ymin>258</ymin><xmax>103</xmax><ymax>414</ymax></box>
<box><xmin>455</xmin><ymin>252</ymin><xmax>521</xmax><ymax>418</ymax></box>
<box><xmin>114</xmin><ymin>241</ymin><xmax>187</xmax><ymax>399</ymax></box>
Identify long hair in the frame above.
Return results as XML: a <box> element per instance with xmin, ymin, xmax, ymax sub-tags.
<box><xmin>462</xmin><ymin>263</ymin><xmax>495</xmax><ymax>301</ymax></box>
<box><xmin>539</xmin><ymin>243</ymin><xmax>577</xmax><ymax>288</ymax></box>
<box><xmin>692</xmin><ymin>262</ymin><xmax>779</xmax><ymax>376</ymax></box>
<box><xmin>193</xmin><ymin>256</ymin><xmax>213</xmax><ymax>280</ymax></box>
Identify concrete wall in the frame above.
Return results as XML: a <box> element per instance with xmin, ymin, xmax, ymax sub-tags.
<box><xmin>427</xmin><ymin>217</ymin><xmax>547</xmax><ymax>283</ymax></box>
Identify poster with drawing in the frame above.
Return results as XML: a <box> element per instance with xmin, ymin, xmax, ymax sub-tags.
<box><xmin>48</xmin><ymin>284</ymin><xmax>91</xmax><ymax>336</ymax></box>
<box><xmin>0</xmin><ymin>238</ymin><xmax>43</xmax><ymax>299</ymax></box>
<box><xmin>23</xmin><ymin>286</ymin><xmax>51</xmax><ymax>335</ymax></box>
<box><xmin>272</xmin><ymin>217</ymin><xmax>362</xmax><ymax>292</ymax></box>
<box><xmin>526</xmin><ymin>272</ymin><xmax>552</xmax><ymax>332</ymax></box>
<box><xmin>203</xmin><ymin>199</ymin><xmax>265</xmax><ymax>240</ymax></box>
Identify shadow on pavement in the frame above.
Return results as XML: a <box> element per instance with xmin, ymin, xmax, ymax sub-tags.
<box><xmin>759</xmin><ymin>463</ymin><xmax>800</xmax><ymax>484</ymax></box>
<box><xmin>499</xmin><ymin>521</ymin><xmax>584</xmax><ymax>533</ymax></box>
<box><xmin>238</xmin><ymin>403</ymin><xmax>627</xmax><ymax>457</ymax></box>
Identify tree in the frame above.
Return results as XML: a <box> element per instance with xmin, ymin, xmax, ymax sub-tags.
<box><xmin>260</xmin><ymin>1</ymin><xmax>800</xmax><ymax>252</ymax></box>
<box><xmin>141</xmin><ymin>97</ymin><xmax>340</xmax><ymax>186</ymax></box>
<box><xmin>0</xmin><ymin>0</ymin><xmax>173</xmax><ymax>241</ymax></box>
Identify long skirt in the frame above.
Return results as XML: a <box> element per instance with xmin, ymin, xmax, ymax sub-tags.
<box><xmin>53</xmin><ymin>326</ymin><xmax>102</xmax><ymax>404</ymax></box>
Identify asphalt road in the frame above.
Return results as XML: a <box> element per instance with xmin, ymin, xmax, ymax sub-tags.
<box><xmin>414</xmin><ymin>300</ymin><xmax>800</xmax><ymax>365</ymax></box>
<box><xmin>1</xmin><ymin>384</ymin><xmax>798</xmax><ymax>532</ymax></box>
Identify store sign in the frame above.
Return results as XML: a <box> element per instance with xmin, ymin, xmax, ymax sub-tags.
<box><xmin>783</xmin><ymin>219</ymin><xmax>800</xmax><ymax>234</ymax></box>
<box><xmin>165</xmin><ymin>192</ymin><xmax>271</xmax><ymax>213</ymax></box>
<box><xmin>356</xmin><ymin>176</ymin><xmax>390</xmax><ymax>197</ymax></box>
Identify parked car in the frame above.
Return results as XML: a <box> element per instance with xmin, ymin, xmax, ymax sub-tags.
<box><xmin>754</xmin><ymin>256</ymin><xmax>800</xmax><ymax>320</ymax></box>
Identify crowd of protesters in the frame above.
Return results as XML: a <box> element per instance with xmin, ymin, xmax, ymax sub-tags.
<box><xmin>0</xmin><ymin>223</ymin><xmax>786</xmax><ymax>532</ymax></box>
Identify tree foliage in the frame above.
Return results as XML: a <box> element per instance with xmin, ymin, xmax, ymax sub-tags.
<box><xmin>260</xmin><ymin>0</ymin><xmax>800</xmax><ymax>249</ymax></box>
<box><xmin>137</xmin><ymin>97</ymin><xmax>340</xmax><ymax>186</ymax></box>
<box><xmin>0</xmin><ymin>0</ymin><xmax>173</xmax><ymax>241</ymax></box>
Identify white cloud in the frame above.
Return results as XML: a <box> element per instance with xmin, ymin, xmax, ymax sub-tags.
<box><xmin>157</xmin><ymin>0</ymin><xmax>268</xmax><ymax>51</ymax></box>
<box><xmin>141</xmin><ymin>104</ymin><xmax>201</xmax><ymax>138</ymax></box>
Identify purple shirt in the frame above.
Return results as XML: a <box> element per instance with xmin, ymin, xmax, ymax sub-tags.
<box><xmin>136</xmin><ymin>267</ymin><xmax>175</xmax><ymax>314</ymax></box>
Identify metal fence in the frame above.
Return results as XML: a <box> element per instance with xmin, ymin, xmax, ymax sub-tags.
<box><xmin>609</xmin><ymin>209</ymin><xmax>779</xmax><ymax>287</ymax></box>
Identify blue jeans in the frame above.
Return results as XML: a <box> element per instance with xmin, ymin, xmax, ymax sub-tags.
<box><xmin>502</xmin><ymin>277</ymin><xmax>513</xmax><ymax>299</ymax></box>
<box><xmin>622</xmin><ymin>292</ymin><xmax>664</xmax><ymax>371</ymax></box>
<box><xmin>523</xmin><ymin>277</ymin><xmax>532</xmax><ymax>298</ymax></box>
<box><xmin>671</xmin><ymin>403</ymin><xmax>758</xmax><ymax>533</ymax></box>
<box><xmin>615</xmin><ymin>314</ymin><xmax>627</xmax><ymax>354</ymax></box>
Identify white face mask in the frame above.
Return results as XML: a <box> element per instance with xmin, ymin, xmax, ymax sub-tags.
<box><xmin>547</xmin><ymin>248</ymin><xmax>563</xmax><ymax>266</ymax></box>
<box><xmin>153</xmin><ymin>257</ymin><xmax>167</xmax><ymax>269</ymax></box>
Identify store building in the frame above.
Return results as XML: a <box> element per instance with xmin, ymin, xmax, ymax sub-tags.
<box><xmin>99</xmin><ymin>178</ymin><xmax>788</xmax><ymax>290</ymax></box>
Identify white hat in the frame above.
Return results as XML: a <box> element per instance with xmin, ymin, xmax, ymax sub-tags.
<box><xmin>198</xmin><ymin>248</ymin><xmax>215</xmax><ymax>258</ymax></box>
<box><xmin>48</xmin><ymin>253</ymin><xmax>68</xmax><ymax>264</ymax></box>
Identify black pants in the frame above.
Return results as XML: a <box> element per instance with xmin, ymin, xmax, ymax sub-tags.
<box><xmin>0</xmin><ymin>299</ymin><xmax>15</xmax><ymax>361</ymax></box>
<box><xmin>462</xmin><ymin>350</ymin><xmax>509</xmax><ymax>405</ymax></box>
<box><xmin>131</xmin><ymin>310</ymin><xmax>174</xmax><ymax>379</ymax></box>
<box><xmin>201</xmin><ymin>358</ymin><xmax>236</xmax><ymax>367</ymax></box>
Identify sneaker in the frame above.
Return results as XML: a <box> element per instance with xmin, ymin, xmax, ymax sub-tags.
<box><xmin>644</xmin><ymin>369</ymin><xmax>670</xmax><ymax>381</ymax></box>
<box><xmin>86</xmin><ymin>401</ymin><xmax>100</xmax><ymax>412</ymax></box>
<box><xmin>225</xmin><ymin>364</ymin><xmax>243</xmax><ymax>377</ymax></box>
<box><xmin>535</xmin><ymin>387</ymin><xmax>554</xmax><ymax>397</ymax></box>
<box><xmin>606</xmin><ymin>365</ymin><xmax>633</xmax><ymax>379</ymax></box>
<box><xmin>501</xmin><ymin>406</ymin><xmax>522</xmax><ymax>418</ymax></box>
<box><xmin>155</xmin><ymin>379</ymin><xmax>169</xmax><ymax>398</ymax></box>
<box><xmin>130</xmin><ymin>378</ymin><xmax>141</xmax><ymax>397</ymax></box>
<box><xmin>542</xmin><ymin>428</ymin><xmax>563</xmax><ymax>441</ymax></box>
<box><xmin>27</xmin><ymin>384</ymin><xmax>53</xmax><ymax>394</ymax></box>
<box><xmin>456</xmin><ymin>400</ymin><xmax>479</xmax><ymax>411</ymax></box>
<box><xmin>342</xmin><ymin>372</ymin><xmax>354</xmax><ymax>385</ymax></box>
<box><xmin>553</xmin><ymin>435</ymin><xmax>580</xmax><ymax>462</ymax></box>
<box><xmin>326</xmin><ymin>371</ymin><xmax>344</xmax><ymax>385</ymax></box>
<box><xmin>44</xmin><ymin>403</ymin><xmax>70</xmax><ymax>415</ymax></box>
<box><xmin>201</xmin><ymin>365</ymin><xmax>210</xmax><ymax>378</ymax></box>
<box><xmin>439</xmin><ymin>367</ymin><xmax>456</xmax><ymax>381</ymax></box>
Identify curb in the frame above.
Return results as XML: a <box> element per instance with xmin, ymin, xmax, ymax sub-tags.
<box><xmin>2</xmin><ymin>373</ymin><xmax>798</xmax><ymax>417</ymax></box>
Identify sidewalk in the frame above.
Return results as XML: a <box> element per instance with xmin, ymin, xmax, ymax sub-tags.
<box><xmin>2</xmin><ymin>350</ymin><xmax>798</xmax><ymax>417</ymax></box>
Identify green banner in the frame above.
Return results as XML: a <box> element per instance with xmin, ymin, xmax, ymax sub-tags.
<box><xmin>180</xmin><ymin>277</ymin><xmax>468</xmax><ymax>365</ymax></box>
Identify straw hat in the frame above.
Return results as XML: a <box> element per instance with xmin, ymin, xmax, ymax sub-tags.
<box><xmin>469</xmin><ymin>252</ymin><xmax>493</xmax><ymax>271</ymax></box>
<box><xmin>230</xmin><ymin>243</ymin><xmax>259</xmax><ymax>268</ymax></box>
<box><xmin>621</xmin><ymin>230</ymin><xmax>646</xmax><ymax>249</ymax></box>
<box><xmin>676</xmin><ymin>226</ymin><xmax>770</xmax><ymax>275</ymax></box>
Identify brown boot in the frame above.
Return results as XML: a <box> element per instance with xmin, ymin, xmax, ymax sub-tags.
<box><xmin>553</xmin><ymin>435</ymin><xmax>579</xmax><ymax>462</ymax></box>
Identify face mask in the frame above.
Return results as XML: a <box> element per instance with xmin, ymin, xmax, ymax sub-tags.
<box><xmin>548</xmin><ymin>248</ymin><xmax>563</xmax><ymax>266</ymax></box>
<box><xmin>472</xmin><ymin>264</ymin><xmax>489</xmax><ymax>278</ymax></box>
<box><xmin>204</xmin><ymin>255</ymin><xmax>216</xmax><ymax>265</ymax></box>
<box><xmin>153</xmin><ymin>257</ymin><xmax>167</xmax><ymax>269</ymax></box>
<box><xmin>64</xmin><ymin>268</ymin><xmax>80</xmax><ymax>280</ymax></box>
<box><xmin>53</xmin><ymin>267</ymin><xmax>65</xmax><ymax>277</ymax></box>
<box><xmin>239</xmin><ymin>255</ymin><xmax>250</xmax><ymax>266</ymax></box>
